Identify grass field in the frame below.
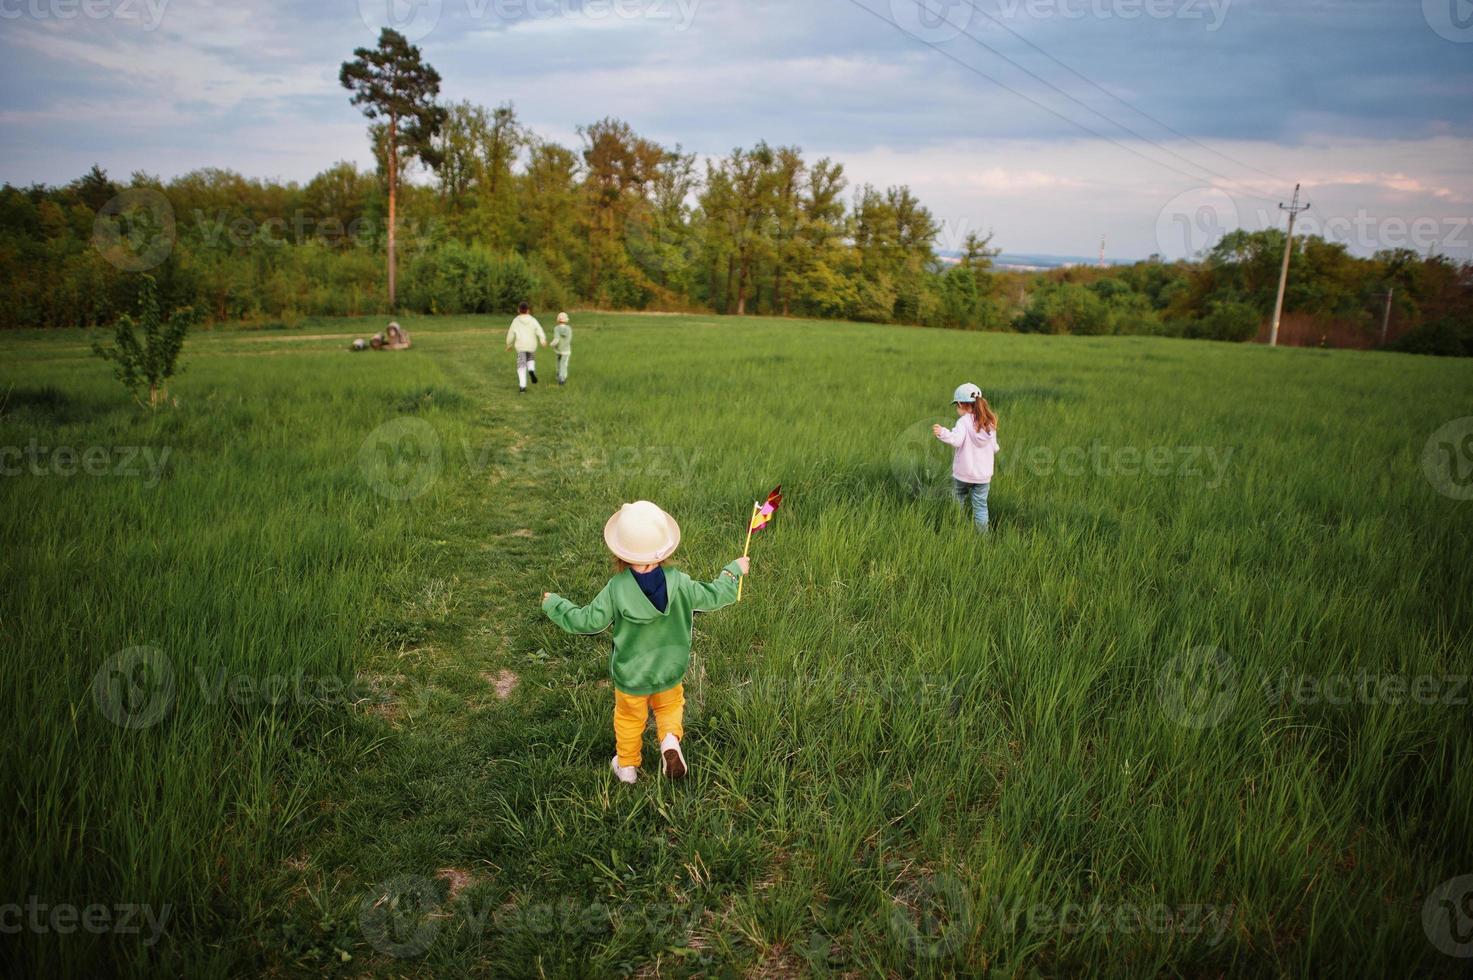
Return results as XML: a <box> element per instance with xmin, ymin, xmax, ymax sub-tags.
<box><xmin>3</xmin><ymin>312</ymin><xmax>1472</xmax><ymax>977</ymax></box>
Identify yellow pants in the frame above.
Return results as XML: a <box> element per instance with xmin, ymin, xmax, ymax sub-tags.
<box><xmin>613</xmin><ymin>683</ymin><xmax>684</xmax><ymax>768</ymax></box>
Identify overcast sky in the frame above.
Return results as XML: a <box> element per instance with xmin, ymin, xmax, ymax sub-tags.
<box><xmin>1</xmin><ymin>0</ymin><xmax>1469</xmax><ymax>259</ymax></box>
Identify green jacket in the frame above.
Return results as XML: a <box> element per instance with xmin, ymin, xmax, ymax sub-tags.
<box><xmin>543</xmin><ymin>561</ymin><xmax>744</xmax><ymax>695</ymax></box>
<box><xmin>551</xmin><ymin>323</ymin><xmax>572</xmax><ymax>354</ymax></box>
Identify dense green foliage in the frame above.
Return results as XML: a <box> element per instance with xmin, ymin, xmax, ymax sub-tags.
<box><xmin>0</xmin><ymin>105</ymin><xmax>1468</xmax><ymax>347</ymax></box>
<box><xmin>1012</xmin><ymin>233</ymin><xmax>1471</xmax><ymax>344</ymax></box>
<box><xmin>3</xmin><ymin>314</ymin><xmax>1471</xmax><ymax>975</ymax></box>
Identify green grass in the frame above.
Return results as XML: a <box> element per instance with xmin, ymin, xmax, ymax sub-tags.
<box><xmin>2</xmin><ymin>313</ymin><xmax>1471</xmax><ymax>977</ymax></box>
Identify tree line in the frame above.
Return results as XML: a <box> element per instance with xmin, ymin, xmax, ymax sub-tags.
<box><xmin>0</xmin><ymin>27</ymin><xmax>1467</xmax><ymax>353</ymax></box>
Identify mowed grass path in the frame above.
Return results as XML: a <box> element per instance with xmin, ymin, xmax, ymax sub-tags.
<box><xmin>3</xmin><ymin>314</ymin><xmax>1472</xmax><ymax>977</ymax></box>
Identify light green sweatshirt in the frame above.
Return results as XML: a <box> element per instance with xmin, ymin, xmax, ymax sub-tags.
<box><xmin>506</xmin><ymin>314</ymin><xmax>546</xmax><ymax>353</ymax></box>
<box><xmin>543</xmin><ymin>561</ymin><xmax>744</xmax><ymax>694</ymax></box>
<box><xmin>551</xmin><ymin>323</ymin><xmax>572</xmax><ymax>355</ymax></box>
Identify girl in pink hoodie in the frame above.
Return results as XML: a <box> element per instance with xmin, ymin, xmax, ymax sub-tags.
<box><xmin>933</xmin><ymin>382</ymin><xmax>999</xmax><ymax>531</ymax></box>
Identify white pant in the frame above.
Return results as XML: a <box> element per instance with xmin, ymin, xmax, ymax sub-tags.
<box><xmin>516</xmin><ymin>351</ymin><xmax>537</xmax><ymax>388</ymax></box>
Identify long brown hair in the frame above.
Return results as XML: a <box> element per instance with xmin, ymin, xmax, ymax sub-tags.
<box><xmin>961</xmin><ymin>395</ymin><xmax>997</xmax><ymax>433</ymax></box>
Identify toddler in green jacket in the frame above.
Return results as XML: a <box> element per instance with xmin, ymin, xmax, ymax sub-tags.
<box><xmin>542</xmin><ymin>500</ymin><xmax>748</xmax><ymax>784</ymax></box>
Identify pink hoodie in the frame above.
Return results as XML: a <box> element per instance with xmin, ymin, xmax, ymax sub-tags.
<box><xmin>936</xmin><ymin>417</ymin><xmax>999</xmax><ymax>483</ymax></box>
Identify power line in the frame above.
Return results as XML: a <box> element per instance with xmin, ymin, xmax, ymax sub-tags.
<box><xmin>898</xmin><ymin>0</ymin><xmax>1284</xmax><ymax>204</ymax></box>
<box><xmin>953</xmin><ymin>0</ymin><xmax>1290</xmax><ymax>185</ymax></box>
<box><xmin>840</xmin><ymin>0</ymin><xmax>1259</xmax><ymax>193</ymax></box>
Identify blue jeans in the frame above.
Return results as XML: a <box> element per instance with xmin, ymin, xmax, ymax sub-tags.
<box><xmin>953</xmin><ymin>479</ymin><xmax>990</xmax><ymax>531</ymax></box>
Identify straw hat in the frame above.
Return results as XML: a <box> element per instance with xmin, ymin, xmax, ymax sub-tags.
<box><xmin>603</xmin><ymin>501</ymin><xmax>681</xmax><ymax>563</ymax></box>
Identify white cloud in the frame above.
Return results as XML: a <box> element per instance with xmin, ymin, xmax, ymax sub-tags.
<box><xmin>0</xmin><ymin>0</ymin><xmax>1467</xmax><ymax>259</ymax></box>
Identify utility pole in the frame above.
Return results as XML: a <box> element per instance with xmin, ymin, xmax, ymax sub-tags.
<box><xmin>1379</xmin><ymin>287</ymin><xmax>1394</xmax><ymax>346</ymax></box>
<box><xmin>1269</xmin><ymin>183</ymin><xmax>1310</xmax><ymax>347</ymax></box>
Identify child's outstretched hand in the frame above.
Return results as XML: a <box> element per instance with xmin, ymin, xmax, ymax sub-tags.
<box><xmin>734</xmin><ymin>556</ymin><xmax>750</xmax><ymax>575</ymax></box>
<box><xmin>541</xmin><ymin>592</ymin><xmax>551</xmax><ymax>602</ymax></box>
<box><xmin>932</xmin><ymin>424</ymin><xmax>946</xmax><ymax>437</ymax></box>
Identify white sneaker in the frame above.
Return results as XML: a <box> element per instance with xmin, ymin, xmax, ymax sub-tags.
<box><xmin>659</xmin><ymin>733</ymin><xmax>687</xmax><ymax>779</ymax></box>
<box><xmin>610</xmin><ymin>756</ymin><xmax>637</xmax><ymax>784</ymax></box>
